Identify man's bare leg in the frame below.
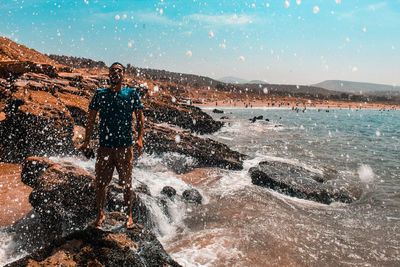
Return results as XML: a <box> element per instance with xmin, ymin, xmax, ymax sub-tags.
<box><xmin>94</xmin><ymin>148</ymin><xmax>114</xmax><ymax>228</ymax></box>
<box><xmin>115</xmin><ymin>147</ymin><xmax>136</xmax><ymax>228</ymax></box>
<box><xmin>123</xmin><ymin>182</ymin><xmax>135</xmax><ymax>228</ymax></box>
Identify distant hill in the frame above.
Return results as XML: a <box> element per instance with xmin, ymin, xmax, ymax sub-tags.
<box><xmin>218</xmin><ymin>76</ymin><xmax>249</xmax><ymax>84</ymax></box>
<box><xmin>314</xmin><ymin>80</ymin><xmax>400</xmax><ymax>95</ymax></box>
<box><xmin>48</xmin><ymin>54</ymin><xmax>107</xmax><ymax>69</ymax></box>
<box><xmin>0</xmin><ymin>36</ymin><xmax>56</xmax><ymax>64</ymax></box>
<box><xmin>246</xmin><ymin>80</ymin><xmax>269</xmax><ymax>85</ymax></box>
<box><xmin>48</xmin><ymin>53</ymin><xmax>398</xmax><ymax>102</ymax></box>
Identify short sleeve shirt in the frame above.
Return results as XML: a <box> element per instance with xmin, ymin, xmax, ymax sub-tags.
<box><xmin>89</xmin><ymin>87</ymin><xmax>144</xmax><ymax>147</ymax></box>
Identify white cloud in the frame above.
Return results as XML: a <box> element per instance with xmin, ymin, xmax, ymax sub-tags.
<box><xmin>136</xmin><ymin>12</ymin><xmax>180</xmax><ymax>26</ymax></box>
<box><xmin>367</xmin><ymin>2</ymin><xmax>387</xmax><ymax>11</ymax></box>
<box><xmin>187</xmin><ymin>14</ymin><xmax>253</xmax><ymax>26</ymax></box>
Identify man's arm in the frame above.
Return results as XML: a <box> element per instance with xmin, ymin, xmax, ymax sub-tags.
<box><xmin>80</xmin><ymin>109</ymin><xmax>98</xmax><ymax>151</ymax></box>
<box><xmin>134</xmin><ymin>109</ymin><xmax>144</xmax><ymax>156</ymax></box>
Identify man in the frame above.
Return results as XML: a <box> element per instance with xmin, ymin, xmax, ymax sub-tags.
<box><xmin>80</xmin><ymin>62</ymin><xmax>144</xmax><ymax>229</ymax></box>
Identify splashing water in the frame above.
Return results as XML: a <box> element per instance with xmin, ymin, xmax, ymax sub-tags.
<box><xmin>358</xmin><ymin>164</ymin><xmax>374</xmax><ymax>183</ymax></box>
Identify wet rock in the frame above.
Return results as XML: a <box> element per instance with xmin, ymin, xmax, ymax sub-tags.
<box><xmin>106</xmin><ymin>184</ymin><xmax>153</xmax><ymax>229</ymax></box>
<box><xmin>21</xmin><ymin>157</ymin><xmax>153</xmax><ymax>232</ymax></box>
<box><xmin>249</xmin><ymin>161</ymin><xmax>361</xmax><ymax>204</ymax></box>
<box><xmin>212</xmin><ymin>108</ymin><xmax>224</xmax><ymax>114</ymax></box>
<box><xmin>250</xmin><ymin>115</ymin><xmax>263</xmax><ymax>122</ymax></box>
<box><xmin>0</xmin><ymin>88</ymin><xmax>75</xmax><ymax>162</ymax></box>
<box><xmin>145</xmin><ymin>122</ymin><xmax>244</xmax><ymax>170</ymax></box>
<box><xmin>182</xmin><ymin>188</ymin><xmax>202</xmax><ymax>204</ymax></box>
<box><xmin>220</xmin><ymin>116</ymin><xmax>229</xmax><ymax>120</ymax></box>
<box><xmin>162</xmin><ymin>152</ymin><xmax>197</xmax><ymax>174</ymax></box>
<box><xmin>135</xmin><ymin>183</ymin><xmax>151</xmax><ymax>195</ymax></box>
<box><xmin>144</xmin><ymin>100</ymin><xmax>223</xmax><ymax>134</ymax></box>
<box><xmin>161</xmin><ymin>186</ymin><xmax>177</xmax><ymax>198</ymax></box>
<box><xmin>6</xmin><ymin>212</ymin><xmax>181</xmax><ymax>267</ymax></box>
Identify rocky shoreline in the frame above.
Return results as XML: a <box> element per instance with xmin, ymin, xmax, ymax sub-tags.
<box><xmin>0</xmin><ymin>38</ymin><xmax>247</xmax><ymax>265</ymax></box>
<box><xmin>0</xmin><ymin>37</ymin><xmax>367</xmax><ymax>266</ymax></box>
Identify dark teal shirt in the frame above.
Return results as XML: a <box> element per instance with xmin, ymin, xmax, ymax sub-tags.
<box><xmin>89</xmin><ymin>87</ymin><xmax>144</xmax><ymax>147</ymax></box>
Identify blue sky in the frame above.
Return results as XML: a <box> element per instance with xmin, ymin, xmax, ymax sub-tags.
<box><xmin>1</xmin><ymin>0</ymin><xmax>399</xmax><ymax>85</ymax></box>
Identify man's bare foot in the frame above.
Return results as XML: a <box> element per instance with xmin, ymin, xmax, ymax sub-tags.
<box><xmin>126</xmin><ymin>217</ymin><xmax>135</xmax><ymax>229</ymax></box>
<box><xmin>126</xmin><ymin>217</ymin><xmax>143</xmax><ymax>229</ymax></box>
<box><xmin>91</xmin><ymin>215</ymin><xmax>105</xmax><ymax>229</ymax></box>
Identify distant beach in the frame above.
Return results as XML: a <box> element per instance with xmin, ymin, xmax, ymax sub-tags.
<box><xmin>193</xmin><ymin>98</ymin><xmax>399</xmax><ymax>110</ymax></box>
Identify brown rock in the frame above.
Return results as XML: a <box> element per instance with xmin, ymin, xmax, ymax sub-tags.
<box><xmin>0</xmin><ymin>61</ymin><xmax>58</xmax><ymax>78</ymax></box>
<box><xmin>144</xmin><ymin>99</ymin><xmax>223</xmax><ymax>134</ymax></box>
<box><xmin>57</xmin><ymin>72</ymin><xmax>83</xmax><ymax>81</ymax></box>
<box><xmin>145</xmin><ymin>121</ymin><xmax>244</xmax><ymax>170</ymax></box>
<box><xmin>6</xmin><ymin>217</ymin><xmax>181</xmax><ymax>267</ymax></box>
<box><xmin>20</xmin><ymin>157</ymin><xmax>153</xmax><ymax>231</ymax></box>
<box><xmin>0</xmin><ymin>87</ymin><xmax>75</xmax><ymax>162</ymax></box>
<box><xmin>0</xmin><ymin>37</ymin><xmax>56</xmax><ymax>64</ymax></box>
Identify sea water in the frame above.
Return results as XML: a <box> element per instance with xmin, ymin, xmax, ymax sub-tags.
<box><xmin>162</xmin><ymin>107</ymin><xmax>400</xmax><ymax>266</ymax></box>
<box><xmin>1</xmin><ymin>108</ymin><xmax>399</xmax><ymax>266</ymax></box>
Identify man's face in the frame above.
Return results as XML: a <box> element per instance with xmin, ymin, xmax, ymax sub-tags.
<box><xmin>109</xmin><ymin>64</ymin><xmax>124</xmax><ymax>85</ymax></box>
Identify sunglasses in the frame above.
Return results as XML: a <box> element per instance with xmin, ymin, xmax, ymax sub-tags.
<box><xmin>109</xmin><ymin>68</ymin><xmax>123</xmax><ymax>73</ymax></box>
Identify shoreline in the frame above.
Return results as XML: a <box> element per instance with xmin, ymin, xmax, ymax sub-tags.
<box><xmin>192</xmin><ymin>100</ymin><xmax>399</xmax><ymax>110</ymax></box>
<box><xmin>195</xmin><ymin>105</ymin><xmax>400</xmax><ymax>111</ymax></box>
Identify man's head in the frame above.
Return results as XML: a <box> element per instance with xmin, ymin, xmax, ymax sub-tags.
<box><xmin>109</xmin><ymin>62</ymin><xmax>125</xmax><ymax>85</ymax></box>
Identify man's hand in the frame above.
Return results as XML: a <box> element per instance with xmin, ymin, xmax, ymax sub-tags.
<box><xmin>79</xmin><ymin>140</ymin><xmax>95</xmax><ymax>159</ymax></box>
<box><xmin>79</xmin><ymin>140</ymin><xmax>90</xmax><ymax>153</ymax></box>
<box><xmin>134</xmin><ymin>138</ymin><xmax>143</xmax><ymax>157</ymax></box>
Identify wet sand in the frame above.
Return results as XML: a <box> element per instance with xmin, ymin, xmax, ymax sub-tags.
<box><xmin>0</xmin><ymin>163</ymin><xmax>32</xmax><ymax>226</ymax></box>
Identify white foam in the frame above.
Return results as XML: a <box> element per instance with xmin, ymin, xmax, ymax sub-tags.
<box><xmin>50</xmin><ymin>154</ymin><xmax>206</xmax><ymax>239</ymax></box>
<box><xmin>357</xmin><ymin>164</ymin><xmax>375</xmax><ymax>183</ymax></box>
<box><xmin>166</xmin><ymin>228</ymin><xmax>244</xmax><ymax>267</ymax></box>
<box><xmin>0</xmin><ymin>232</ymin><xmax>25</xmax><ymax>266</ymax></box>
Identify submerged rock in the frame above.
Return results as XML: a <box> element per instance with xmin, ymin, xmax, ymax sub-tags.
<box><xmin>249</xmin><ymin>161</ymin><xmax>362</xmax><ymax>204</ymax></box>
<box><xmin>250</xmin><ymin>115</ymin><xmax>263</xmax><ymax>123</ymax></box>
<box><xmin>212</xmin><ymin>108</ymin><xmax>224</xmax><ymax>114</ymax></box>
<box><xmin>6</xmin><ymin>212</ymin><xmax>181</xmax><ymax>267</ymax></box>
<box><xmin>182</xmin><ymin>188</ymin><xmax>203</xmax><ymax>204</ymax></box>
<box><xmin>161</xmin><ymin>186</ymin><xmax>177</xmax><ymax>198</ymax></box>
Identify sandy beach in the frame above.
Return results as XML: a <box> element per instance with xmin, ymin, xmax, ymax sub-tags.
<box><xmin>191</xmin><ymin>95</ymin><xmax>399</xmax><ymax>110</ymax></box>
